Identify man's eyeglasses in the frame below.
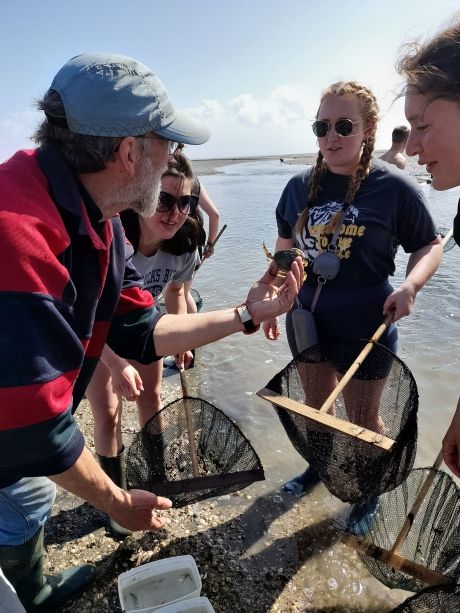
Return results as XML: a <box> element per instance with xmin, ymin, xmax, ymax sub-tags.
<box><xmin>140</xmin><ymin>134</ymin><xmax>180</xmax><ymax>154</ymax></box>
<box><xmin>156</xmin><ymin>191</ymin><xmax>199</xmax><ymax>215</ymax></box>
<box><xmin>312</xmin><ymin>118</ymin><xmax>360</xmax><ymax>138</ymax></box>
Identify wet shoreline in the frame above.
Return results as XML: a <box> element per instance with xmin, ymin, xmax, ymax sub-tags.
<box><xmin>191</xmin><ymin>154</ymin><xmax>317</xmax><ymax>176</ymax></box>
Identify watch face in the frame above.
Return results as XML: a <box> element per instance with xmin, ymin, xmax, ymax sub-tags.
<box><xmin>238</xmin><ymin>305</ymin><xmax>251</xmax><ymax>323</ymax></box>
<box><xmin>237</xmin><ymin>304</ymin><xmax>259</xmax><ymax>334</ymax></box>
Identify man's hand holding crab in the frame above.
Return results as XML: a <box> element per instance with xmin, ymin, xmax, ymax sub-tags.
<box><xmin>246</xmin><ymin>255</ymin><xmax>304</xmax><ymax>326</ymax></box>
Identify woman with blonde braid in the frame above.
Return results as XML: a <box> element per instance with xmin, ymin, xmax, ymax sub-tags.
<box><xmin>264</xmin><ymin>81</ymin><xmax>442</xmax><ymax>495</ymax></box>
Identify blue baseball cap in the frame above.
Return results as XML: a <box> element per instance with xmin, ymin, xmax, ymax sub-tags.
<box><xmin>46</xmin><ymin>52</ymin><xmax>210</xmax><ymax>144</ymax></box>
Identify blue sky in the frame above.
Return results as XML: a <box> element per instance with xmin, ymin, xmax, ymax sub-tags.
<box><xmin>1</xmin><ymin>0</ymin><xmax>459</xmax><ymax>160</ymax></box>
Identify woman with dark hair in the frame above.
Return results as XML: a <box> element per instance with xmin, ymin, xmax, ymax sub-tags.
<box><xmin>397</xmin><ymin>17</ymin><xmax>460</xmax><ymax>476</ymax></box>
<box><xmin>85</xmin><ymin>151</ymin><xmax>202</xmax><ymax>535</ymax></box>
<box><xmin>264</xmin><ymin>80</ymin><xmax>442</xmax><ymax>496</ymax></box>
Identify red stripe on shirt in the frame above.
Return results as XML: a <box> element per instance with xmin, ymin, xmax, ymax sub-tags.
<box><xmin>0</xmin><ymin>371</ymin><xmax>78</xmax><ymax>429</ymax></box>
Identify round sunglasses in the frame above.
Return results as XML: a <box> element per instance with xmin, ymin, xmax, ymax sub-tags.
<box><xmin>156</xmin><ymin>191</ymin><xmax>199</xmax><ymax>215</ymax></box>
<box><xmin>312</xmin><ymin>118</ymin><xmax>360</xmax><ymax>138</ymax></box>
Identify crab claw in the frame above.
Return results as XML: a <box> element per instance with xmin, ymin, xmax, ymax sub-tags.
<box><xmin>263</xmin><ymin>241</ymin><xmax>274</xmax><ymax>261</ymax></box>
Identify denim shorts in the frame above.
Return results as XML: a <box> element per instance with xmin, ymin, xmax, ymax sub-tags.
<box><xmin>0</xmin><ymin>477</ymin><xmax>56</xmax><ymax>546</ymax></box>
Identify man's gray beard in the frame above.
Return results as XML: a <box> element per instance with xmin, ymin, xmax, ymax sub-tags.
<box><xmin>131</xmin><ymin>159</ymin><xmax>164</xmax><ymax>217</ymax></box>
<box><xmin>102</xmin><ymin>156</ymin><xmax>164</xmax><ymax>217</ymax></box>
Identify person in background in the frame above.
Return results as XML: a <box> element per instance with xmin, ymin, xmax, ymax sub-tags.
<box><xmin>86</xmin><ymin>152</ymin><xmax>201</xmax><ymax>536</ymax></box>
<box><xmin>379</xmin><ymin>125</ymin><xmax>410</xmax><ymax>170</ymax></box>
<box><xmin>263</xmin><ymin>80</ymin><xmax>442</xmax><ymax>496</ymax></box>
<box><xmin>0</xmin><ymin>52</ymin><xmax>303</xmax><ymax>611</ymax></box>
<box><xmin>397</xmin><ymin>17</ymin><xmax>460</xmax><ymax>477</ymax></box>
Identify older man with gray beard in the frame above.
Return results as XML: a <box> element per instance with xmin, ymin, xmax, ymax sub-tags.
<box><xmin>0</xmin><ymin>53</ymin><xmax>303</xmax><ymax>611</ymax></box>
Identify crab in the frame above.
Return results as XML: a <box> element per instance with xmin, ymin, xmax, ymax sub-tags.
<box><xmin>263</xmin><ymin>242</ymin><xmax>308</xmax><ymax>281</ymax></box>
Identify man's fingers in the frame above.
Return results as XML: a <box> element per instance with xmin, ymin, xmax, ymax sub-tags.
<box><xmin>152</xmin><ymin>494</ymin><xmax>173</xmax><ymax>510</ymax></box>
<box><xmin>292</xmin><ymin>257</ymin><xmax>303</xmax><ymax>286</ymax></box>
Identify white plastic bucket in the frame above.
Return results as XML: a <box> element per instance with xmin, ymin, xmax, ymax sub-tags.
<box><xmin>154</xmin><ymin>596</ymin><xmax>215</xmax><ymax>613</ymax></box>
<box><xmin>118</xmin><ymin>555</ymin><xmax>202</xmax><ymax>612</ymax></box>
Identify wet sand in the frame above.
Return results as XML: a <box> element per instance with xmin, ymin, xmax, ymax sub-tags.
<box><xmin>191</xmin><ymin>154</ymin><xmax>317</xmax><ymax>176</ymax></box>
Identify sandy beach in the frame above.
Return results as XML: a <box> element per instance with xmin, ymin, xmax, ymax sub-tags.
<box><xmin>191</xmin><ymin>154</ymin><xmax>317</xmax><ymax>176</ymax></box>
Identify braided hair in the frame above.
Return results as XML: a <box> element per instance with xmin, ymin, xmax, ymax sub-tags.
<box><xmin>295</xmin><ymin>81</ymin><xmax>379</xmax><ymax>235</ymax></box>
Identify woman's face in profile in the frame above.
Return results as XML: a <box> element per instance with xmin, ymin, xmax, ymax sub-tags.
<box><xmin>405</xmin><ymin>87</ymin><xmax>460</xmax><ymax>191</ymax></box>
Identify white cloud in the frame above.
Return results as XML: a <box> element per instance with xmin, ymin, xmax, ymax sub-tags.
<box><xmin>187</xmin><ymin>85</ymin><xmax>312</xmax><ymax>129</ymax></box>
<box><xmin>187</xmin><ymin>98</ymin><xmax>226</xmax><ymax>123</ymax></box>
<box><xmin>185</xmin><ymin>84</ymin><xmax>317</xmax><ymax>157</ymax></box>
<box><xmin>229</xmin><ymin>94</ymin><xmax>261</xmax><ymax>125</ymax></box>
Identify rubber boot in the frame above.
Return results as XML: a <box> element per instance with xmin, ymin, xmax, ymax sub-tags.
<box><xmin>97</xmin><ymin>448</ymin><xmax>133</xmax><ymax>537</ymax></box>
<box><xmin>0</xmin><ymin>526</ymin><xmax>95</xmax><ymax>612</ymax></box>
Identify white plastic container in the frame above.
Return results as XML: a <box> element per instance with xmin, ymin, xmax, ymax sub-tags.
<box><xmin>118</xmin><ymin>555</ymin><xmax>202</xmax><ymax>612</ymax></box>
<box><xmin>154</xmin><ymin>597</ymin><xmax>215</xmax><ymax>613</ymax></box>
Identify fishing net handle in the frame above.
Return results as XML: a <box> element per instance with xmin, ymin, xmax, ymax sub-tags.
<box><xmin>442</xmin><ymin>228</ymin><xmax>454</xmax><ymax>248</ymax></box>
<box><xmin>390</xmin><ymin>450</ymin><xmax>444</xmax><ymax>555</ymax></box>
<box><xmin>177</xmin><ymin>225</ymin><xmax>227</xmax><ymax>475</ymax></box>
<box><xmin>209</xmin><ymin>223</ymin><xmax>227</xmax><ymax>248</ymax></box>
<box><xmin>180</xmin><ymin>369</ymin><xmax>200</xmax><ymax>477</ymax></box>
<box><xmin>318</xmin><ymin>311</ymin><xmax>394</xmax><ymax>414</ymax></box>
<box><xmin>342</xmin><ymin>534</ymin><xmax>452</xmax><ymax>587</ymax></box>
<box><xmin>199</xmin><ymin>224</ymin><xmax>227</xmax><ymax>267</ymax></box>
<box><xmin>342</xmin><ymin>451</ymin><xmax>449</xmax><ymax>586</ymax></box>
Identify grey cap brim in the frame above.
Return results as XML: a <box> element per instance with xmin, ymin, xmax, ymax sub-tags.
<box><xmin>154</xmin><ymin>109</ymin><xmax>210</xmax><ymax>145</ymax></box>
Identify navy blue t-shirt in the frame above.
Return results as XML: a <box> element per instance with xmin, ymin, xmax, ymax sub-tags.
<box><xmin>276</xmin><ymin>162</ymin><xmax>437</xmax><ymax>288</ymax></box>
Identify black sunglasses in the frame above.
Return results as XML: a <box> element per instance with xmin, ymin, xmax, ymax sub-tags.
<box><xmin>156</xmin><ymin>191</ymin><xmax>199</xmax><ymax>215</ymax></box>
<box><xmin>312</xmin><ymin>118</ymin><xmax>359</xmax><ymax>138</ymax></box>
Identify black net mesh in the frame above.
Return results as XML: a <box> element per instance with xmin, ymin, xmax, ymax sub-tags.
<box><xmin>346</xmin><ymin>468</ymin><xmax>460</xmax><ymax>592</ymax></box>
<box><xmin>126</xmin><ymin>396</ymin><xmax>264</xmax><ymax>508</ymax></box>
<box><xmin>264</xmin><ymin>340</ymin><xmax>418</xmax><ymax>503</ymax></box>
<box><xmin>391</xmin><ymin>585</ymin><xmax>460</xmax><ymax>612</ymax></box>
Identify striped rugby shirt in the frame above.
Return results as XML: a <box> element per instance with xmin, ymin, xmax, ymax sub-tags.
<box><xmin>0</xmin><ymin>145</ymin><xmax>160</xmax><ymax>487</ymax></box>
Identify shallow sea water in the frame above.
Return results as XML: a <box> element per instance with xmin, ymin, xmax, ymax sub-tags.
<box><xmin>179</xmin><ymin>158</ymin><xmax>460</xmax><ymax>611</ymax></box>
